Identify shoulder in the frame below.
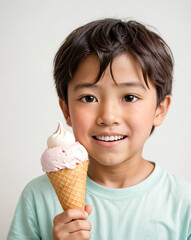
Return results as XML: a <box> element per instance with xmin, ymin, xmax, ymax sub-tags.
<box><xmin>7</xmin><ymin>175</ymin><xmax>58</xmax><ymax>240</ymax></box>
<box><xmin>23</xmin><ymin>174</ymin><xmax>50</xmax><ymax>191</ymax></box>
<box><xmin>21</xmin><ymin>174</ymin><xmax>54</xmax><ymax>200</ymax></box>
<box><xmin>162</xmin><ymin>167</ymin><xmax>191</xmax><ymax>202</ymax></box>
<box><xmin>25</xmin><ymin>174</ymin><xmax>50</xmax><ymax>188</ymax></box>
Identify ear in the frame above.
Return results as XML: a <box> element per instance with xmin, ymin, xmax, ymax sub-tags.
<box><xmin>59</xmin><ymin>99</ymin><xmax>72</xmax><ymax>127</ymax></box>
<box><xmin>153</xmin><ymin>95</ymin><xmax>171</xmax><ymax>127</ymax></box>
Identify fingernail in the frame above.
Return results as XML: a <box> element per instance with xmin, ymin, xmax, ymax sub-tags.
<box><xmin>85</xmin><ymin>211</ymin><xmax>88</xmax><ymax>217</ymax></box>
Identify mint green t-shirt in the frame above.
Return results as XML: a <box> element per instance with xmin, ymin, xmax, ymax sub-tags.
<box><xmin>8</xmin><ymin>164</ymin><xmax>191</xmax><ymax>240</ymax></box>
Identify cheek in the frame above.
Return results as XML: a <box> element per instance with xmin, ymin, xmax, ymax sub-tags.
<box><xmin>128</xmin><ymin>106</ymin><xmax>156</xmax><ymax>137</ymax></box>
<box><xmin>69</xmin><ymin>106</ymin><xmax>94</xmax><ymax>141</ymax></box>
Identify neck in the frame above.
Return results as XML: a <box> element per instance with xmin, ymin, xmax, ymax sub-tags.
<box><xmin>87</xmin><ymin>157</ymin><xmax>154</xmax><ymax>188</ymax></box>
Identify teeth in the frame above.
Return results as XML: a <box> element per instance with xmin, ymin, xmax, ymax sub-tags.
<box><xmin>110</xmin><ymin>136</ymin><xmax>115</xmax><ymax>141</ymax></box>
<box><xmin>95</xmin><ymin>136</ymin><xmax>124</xmax><ymax>142</ymax></box>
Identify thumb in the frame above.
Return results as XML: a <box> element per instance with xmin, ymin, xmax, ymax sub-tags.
<box><xmin>84</xmin><ymin>205</ymin><xmax>92</xmax><ymax>216</ymax></box>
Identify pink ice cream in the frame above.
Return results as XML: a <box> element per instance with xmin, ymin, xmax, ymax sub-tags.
<box><xmin>41</xmin><ymin>121</ymin><xmax>88</xmax><ymax>172</ymax></box>
<box><xmin>41</xmin><ymin>143</ymin><xmax>88</xmax><ymax>172</ymax></box>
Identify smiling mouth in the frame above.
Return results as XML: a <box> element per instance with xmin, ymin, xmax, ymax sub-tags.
<box><xmin>92</xmin><ymin>135</ymin><xmax>127</xmax><ymax>142</ymax></box>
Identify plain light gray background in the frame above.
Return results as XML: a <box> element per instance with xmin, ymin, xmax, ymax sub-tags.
<box><xmin>1</xmin><ymin>0</ymin><xmax>191</xmax><ymax>238</ymax></box>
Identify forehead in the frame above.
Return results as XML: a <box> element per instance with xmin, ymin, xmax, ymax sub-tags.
<box><xmin>72</xmin><ymin>54</ymin><xmax>100</xmax><ymax>83</ymax></box>
<box><xmin>70</xmin><ymin>53</ymin><xmax>152</xmax><ymax>89</ymax></box>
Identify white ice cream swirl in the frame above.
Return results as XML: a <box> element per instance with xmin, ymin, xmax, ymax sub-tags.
<box><xmin>41</xmin><ymin>121</ymin><xmax>88</xmax><ymax>172</ymax></box>
<box><xmin>47</xmin><ymin>120</ymin><xmax>75</xmax><ymax>148</ymax></box>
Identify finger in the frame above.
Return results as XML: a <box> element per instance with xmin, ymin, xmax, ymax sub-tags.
<box><xmin>70</xmin><ymin>230</ymin><xmax>91</xmax><ymax>240</ymax></box>
<box><xmin>54</xmin><ymin>209</ymin><xmax>89</xmax><ymax>225</ymax></box>
<box><xmin>84</xmin><ymin>205</ymin><xmax>92</xmax><ymax>216</ymax></box>
<box><xmin>67</xmin><ymin>219</ymin><xmax>92</xmax><ymax>233</ymax></box>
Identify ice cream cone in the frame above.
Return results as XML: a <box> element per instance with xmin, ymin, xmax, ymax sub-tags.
<box><xmin>41</xmin><ymin>121</ymin><xmax>89</xmax><ymax>210</ymax></box>
<box><xmin>47</xmin><ymin>160</ymin><xmax>88</xmax><ymax>210</ymax></box>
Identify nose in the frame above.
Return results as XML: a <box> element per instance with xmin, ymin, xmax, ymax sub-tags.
<box><xmin>96</xmin><ymin>101</ymin><xmax>121</xmax><ymax>126</ymax></box>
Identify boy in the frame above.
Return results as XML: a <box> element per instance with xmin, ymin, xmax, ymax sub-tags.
<box><xmin>8</xmin><ymin>18</ymin><xmax>191</xmax><ymax>240</ymax></box>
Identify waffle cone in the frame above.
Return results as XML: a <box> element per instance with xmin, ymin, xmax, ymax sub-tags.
<box><xmin>47</xmin><ymin>160</ymin><xmax>88</xmax><ymax>211</ymax></box>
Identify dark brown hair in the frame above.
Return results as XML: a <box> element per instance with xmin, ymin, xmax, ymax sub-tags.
<box><xmin>54</xmin><ymin>18</ymin><xmax>174</xmax><ymax>107</ymax></box>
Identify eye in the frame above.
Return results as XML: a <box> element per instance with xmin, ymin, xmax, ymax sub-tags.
<box><xmin>123</xmin><ymin>95</ymin><xmax>138</xmax><ymax>102</ymax></box>
<box><xmin>80</xmin><ymin>95</ymin><xmax>97</xmax><ymax>102</ymax></box>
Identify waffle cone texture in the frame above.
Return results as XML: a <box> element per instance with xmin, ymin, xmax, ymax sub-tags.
<box><xmin>47</xmin><ymin>160</ymin><xmax>88</xmax><ymax>211</ymax></box>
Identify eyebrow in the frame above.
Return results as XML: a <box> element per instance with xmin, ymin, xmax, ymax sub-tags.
<box><xmin>117</xmin><ymin>82</ymin><xmax>146</xmax><ymax>90</ymax></box>
<box><xmin>74</xmin><ymin>83</ymin><xmax>98</xmax><ymax>91</ymax></box>
<box><xmin>74</xmin><ymin>81</ymin><xmax>146</xmax><ymax>91</ymax></box>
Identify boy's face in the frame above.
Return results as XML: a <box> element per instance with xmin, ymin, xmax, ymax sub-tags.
<box><xmin>60</xmin><ymin>54</ymin><xmax>170</xmax><ymax>168</ymax></box>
